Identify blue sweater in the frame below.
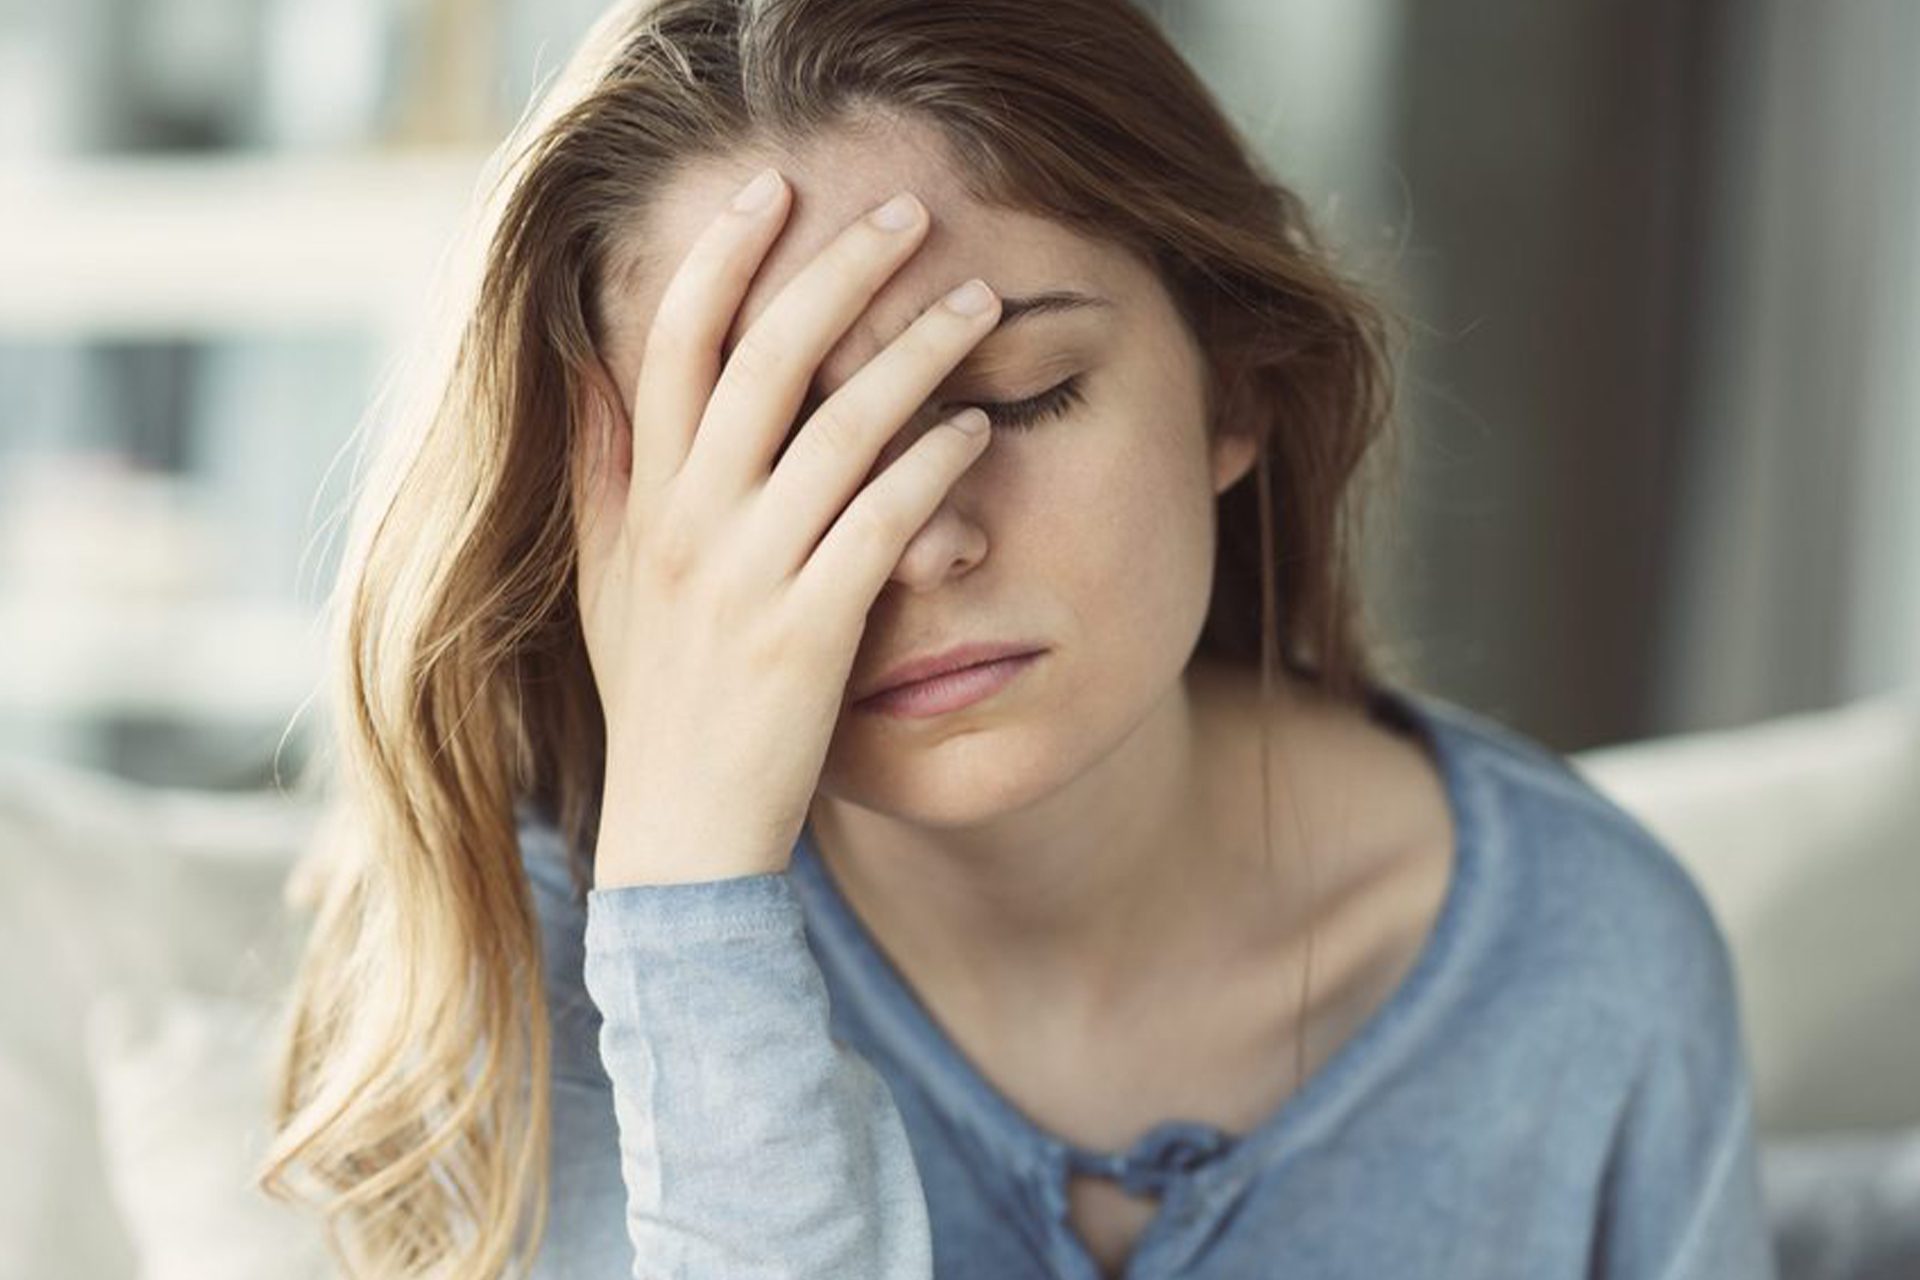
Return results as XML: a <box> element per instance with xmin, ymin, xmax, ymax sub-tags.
<box><xmin>519</xmin><ymin>683</ymin><xmax>1778</xmax><ymax>1278</ymax></box>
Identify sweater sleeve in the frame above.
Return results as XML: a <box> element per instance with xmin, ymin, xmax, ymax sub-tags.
<box><xmin>575</xmin><ymin>868</ymin><xmax>934</xmax><ymax>1279</ymax></box>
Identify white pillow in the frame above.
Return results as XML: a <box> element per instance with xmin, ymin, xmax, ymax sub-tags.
<box><xmin>1573</xmin><ymin>692</ymin><xmax>1920</xmax><ymax>1136</ymax></box>
<box><xmin>0</xmin><ymin>748</ymin><xmax>321</xmax><ymax>1280</ymax></box>
<box><xmin>85</xmin><ymin>989</ymin><xmax>335</xmax><ymax>1280</ymax></box>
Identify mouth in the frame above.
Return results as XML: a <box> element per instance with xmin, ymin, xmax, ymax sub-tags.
<box><xmin>857</xmin><ymin>639</ymin><xmax>1047</xmax><ymax>700</ymax></box>
<box><xmin>853</xmin><ymin>649</ymin><xmax>1046</xmax><ymax>719</ymax></box>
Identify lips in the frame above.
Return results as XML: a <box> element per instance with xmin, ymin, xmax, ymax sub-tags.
<box><xmin>856</xmin><ymin>640</ymin><xmax>1047</xmax><ymax>703</ymax></box>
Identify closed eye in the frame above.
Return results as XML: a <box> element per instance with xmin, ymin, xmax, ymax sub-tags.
<box><xmin>967</xmin><ymin>374</ymin><xmax>1086</xmax><ymax>432</ymax></box>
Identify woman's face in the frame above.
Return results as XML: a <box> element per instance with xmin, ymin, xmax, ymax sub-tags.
<box><xmin>599</xmin><ymin>116</ymin><xmax>1254</xmax><ymax>828</ymax></box>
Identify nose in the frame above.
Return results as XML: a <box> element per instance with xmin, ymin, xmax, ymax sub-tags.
<box><xmin>867</xmin><ymin>413</ymin><xmax>989</xmax><ymax>591</ymax></box>
<box><xmin>886</xmin><ymin>494</ymin><xmax>987</xmax><ymax>590</ymax></box>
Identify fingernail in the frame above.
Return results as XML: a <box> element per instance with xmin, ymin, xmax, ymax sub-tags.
<box><xmin>869</xmin><ymin>192</ymin><xmax>921</xmax><ymax>231</ymax></box>
<box><xmin>944</xmin><ymin>278</ymin><xmax>995</xmax><ymax>316</ymax></box>
<box><xmin>731</xmin><ymin>168</ymin><xmax>782</xmax><ymax>213</ymax></box>
<box><xmin>952</xmin><ymin>407</ymin><xmax>990</xmax><ymax>434</ymax></box>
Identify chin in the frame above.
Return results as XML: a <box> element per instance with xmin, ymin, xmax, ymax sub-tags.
<box><xmin>819</xmin><ymin>726</ymin><xmax>1066</xmax><ymax>829</ymax></box>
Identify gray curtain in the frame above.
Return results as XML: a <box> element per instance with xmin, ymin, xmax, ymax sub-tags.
<box><xmin>1656</xmin><ymin>0</ymin><xmax>1920</xmax><ymax>733</ymax></box>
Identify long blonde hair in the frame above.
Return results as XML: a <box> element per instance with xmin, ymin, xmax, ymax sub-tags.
<box><xmin>258</xmin><ymin>0</ymin><xmax>1404</xmax><ymax>1274</ymax></box>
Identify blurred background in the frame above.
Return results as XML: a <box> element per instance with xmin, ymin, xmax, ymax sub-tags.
<box><xmin>0</xmin><ymin>2</ymin><xmax>1916</xmax><ymax>1277</ymax></box>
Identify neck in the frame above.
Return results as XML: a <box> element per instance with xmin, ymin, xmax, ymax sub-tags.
<box><xmin>805</xmin><ymin>661</ymin><xmax>1316</xmax><ymax>1030</ymax></box>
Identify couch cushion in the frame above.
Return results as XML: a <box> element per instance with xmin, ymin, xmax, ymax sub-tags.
<box><xmin>1573</xmin><ymin>692</ymin><xmax>1920</xmax><ymax>1136</ymax></box>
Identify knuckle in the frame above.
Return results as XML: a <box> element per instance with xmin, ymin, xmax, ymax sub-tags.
<box><xmin>827</xmin><ymin>227</ymin><xmax>896</xmax><ymax>287</ymax></box>
<box><xmin>643</xmin><ymin>507</ymin><xmax>704</xmax><ymax>585</ymax></box>
<box><xmin>842</xmin><ymin>491</ymin><xmax>903</xmax><ymax>546</ymax></box>
<box><xmin>895</xmin><ymin>316</ymin><xmax>956</xmax><ymax>369</ymax></box>
<box><xmin>804</xmin><ymin>400</ymin><xmax>866</xmax><ymax>458</ymax></box>
<box><xmin>641</xmin><ymin>298</ymin><xmax>701</xmax><ymax>371</ymax></box>
<box><xmin>738</xmin><ymin>610</ymin><xmax>794</xmax><ymax>676</ymax></box>
<box><xmin>653</xmin><ymin>246</ymin><xmax>725</xmax><ymax>332</ymax></box>
<box><xmin>672</xmin><ymin>226</ymin><xmax>737</xmax><ymax>296</ymax></box>
<box><xmin>722</xmin><ymin>331</ymin><xmax>784</xmax><ymax>387</ymax></box>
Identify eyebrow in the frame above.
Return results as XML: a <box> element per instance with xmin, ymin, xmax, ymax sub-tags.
<box><xmin>989</xmin><ymin>289</ymin><xmax>1113</xmax><ymax>332</ymax></box>
<box><xmin>932</xmin><ymin>290</ymin><xmax>1109</xmax><ymax>397</ymax></box>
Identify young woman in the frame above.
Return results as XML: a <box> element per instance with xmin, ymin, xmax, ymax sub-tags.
<box><xmin>260</xmin><ymin>1</ymin><xmax>1777</xmax><ymax>1277</ymax></box>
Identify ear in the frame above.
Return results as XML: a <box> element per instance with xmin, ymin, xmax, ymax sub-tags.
<box><xmin>1205</xmin><ymin>353</ymin><xmax>1259</xmax><ymax>495</ymax></box>
<box><xmin>1211</xmin><ymin>426</ymin><xmax>1256</xmax><ymax>495</ymax></box>
<box><xmin>1198</xmin><ymin>345</ymin><xmax>1259</xmax><ymax>495</ymax></box>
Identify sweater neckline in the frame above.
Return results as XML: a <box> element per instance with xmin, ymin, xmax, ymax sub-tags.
<box><xmin>786</xmin><ymin>678</ymin><xmax>1493</xmax><ymax>1241</ymax></box>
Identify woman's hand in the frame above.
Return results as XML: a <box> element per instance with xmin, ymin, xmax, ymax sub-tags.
<box><xmin>574</xmin><ymin>169</ymin><xmax>1002</xmax><ymax>888</ymax></box>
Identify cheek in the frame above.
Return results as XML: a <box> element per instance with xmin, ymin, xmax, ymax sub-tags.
<box><xmin>1016</xmin><ymin>413</ymin><xmax>1217</xmax><ymax>627</ymax></box>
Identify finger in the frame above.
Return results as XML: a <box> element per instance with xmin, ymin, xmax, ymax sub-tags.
<box><xmin>674</xmin><ymin>190</ymin><xmax>930</xmax><ymax>514</ymax></box>
<box><xmin>627</xmin><ymin>166</ymin><xmax>791</xmax><ymax>510</ymax></box>
<box><xmin>747</xmin><ymin>277</ymin><xmax>1000</xmax><ymax>581</ymax></box>
<box><xmin>794</xmin><ymin>407</ymin><xmax>992</xmax><ymax>615</ymax></box>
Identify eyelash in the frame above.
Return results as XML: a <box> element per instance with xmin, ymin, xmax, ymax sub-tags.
<box><xmin>970</xmin><ymin>374</ymin><xmax>1086</xmax><ymax>432</ymax></box>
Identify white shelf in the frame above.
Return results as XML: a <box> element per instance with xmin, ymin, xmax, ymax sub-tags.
<box><xmin>0</xmin><ymin>148</ymin><xmax>492</xmax><ymax>339</ymax></box>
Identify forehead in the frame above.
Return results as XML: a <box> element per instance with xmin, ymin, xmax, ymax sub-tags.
<box><xmin>605</xmin><ymin>119</ymin><xmax>1136</xmax><ymax>393</ymax></box>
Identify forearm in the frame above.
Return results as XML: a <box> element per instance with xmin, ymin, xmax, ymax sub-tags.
<box><xmin>582</xmin><ymin>869</ymin><xmax>933</xmax><ymax>1279</ymax></box>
